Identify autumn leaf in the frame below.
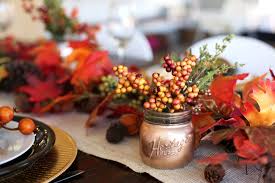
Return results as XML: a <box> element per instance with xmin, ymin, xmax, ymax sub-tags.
<box><xmin>65</xmin><ymin>47</ymin><xmax>92</xmax><ymax>69</ymax></box>
<box><xmin>18</xmin><ymin>76</ymin><xmax>62</xmax><ymax>102</ymax></box>
<box><xmin>68</xmin><ymin>39</ymin><xmax>96</xmax><ymax>49</ymax></box>
<box><xmin>241</xmin><ymin>79</ymin><xmax>275</xmax><ymax>126</ymax></box>
<box><xmin>233</xmin><ymin>130</ymin><xmax>266</xmax><ymax>160</ymax></box>
<box><xmin>209</xmin><ymin>128</ymin><xmax>237</xmax><ymax>144</ymax></box>
<box><xmin>71</xmin><ymin>50</ymin><xmax>113</xmax><ymax>87</ymax></box>
<box><xmin>197</xmin><ymin>153</ymin><xmax>229</xmax><ymax>165</ymax></box>
<box><xmin>120</xmin><ymin>113</ymin><xmax>142</xmax><ymax>135</ymax></box>
<box><xmin>31</xmin><ymin>41</ymin><xmax>62</xmax><ymax>73</ymax></box>
<box><xmin>192</xmin><ymin>113</ymin><xmax>216</xmax><ymax>134</ymax></box>
<box><xmin>192</xmin><ymin>113</ymin><xmax>215</xmax><ymax>147</ymax></box>
<box><xmin>242</xmin><ymin>74</ymin><xmax>267</xmax><ymax>103</ymax></box>
<box><xmin>245</xmin><ymin>127</ymin><xmax>275</xmax><ymax>157</ymax></box>
<box><xmin>85</xmin><ymin>91</ymin><xmax>115</xmax><ymax>127</ymax></box>
<box><xmin>210</xmin><ymin>73</ymin><xmax>248</xmax><ymax>106</ymax></box>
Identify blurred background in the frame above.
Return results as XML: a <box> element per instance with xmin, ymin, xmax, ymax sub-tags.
<box><xmin>1</xmin><ymin>0</ymin><xmax>275</xmax><ymax>64</ymax></box>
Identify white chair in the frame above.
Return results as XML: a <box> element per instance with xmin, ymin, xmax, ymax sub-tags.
<box><xmin>189</xmin><ymin>35</ymin><xmax>275</xmax><ymax>80</ymax></box>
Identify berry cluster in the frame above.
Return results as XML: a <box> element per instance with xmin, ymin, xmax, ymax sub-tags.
<box><xmin>163</xmin><ymin>53</ymin><xmax>196</xmax><ymax>81</ymax></box>
<box><xmin>113</xmin><ymin>65</ymin><xmax>150</xmax><ymax>95</ymax></box>
<box><xmin>113</xmin><ymin>53</ymin><xmax>200</xmax><ymax>113</ymax></box>
<box><xmin>99</xmin><ymin>75</ymin><xmax>117</xmax><ymax>97</ymax></box>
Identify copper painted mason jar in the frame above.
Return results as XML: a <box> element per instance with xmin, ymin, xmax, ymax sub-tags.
<box><xmin>140</xmin><ymin>109</ymin><xmax>194</xmax><ymax>169</ymax></box>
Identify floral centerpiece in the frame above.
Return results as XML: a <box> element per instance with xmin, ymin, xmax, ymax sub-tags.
<box><xmin>21</xmin><ymin>0</ymin><xmax>99</xmax><ymax>41</ymax></box>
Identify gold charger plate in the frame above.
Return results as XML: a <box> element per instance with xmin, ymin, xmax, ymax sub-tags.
<box><xmin>5</xmin><ymin>127</ymin><xmax>78</xmax><ymax>183</ymax></box>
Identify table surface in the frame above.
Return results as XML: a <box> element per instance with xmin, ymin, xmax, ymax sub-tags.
<box><xmin>62</xmin><ymin>150</ymin><xmax>161</xmax><ymax>183</ymax></box>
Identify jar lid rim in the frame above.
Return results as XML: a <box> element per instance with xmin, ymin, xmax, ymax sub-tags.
<box><xmin>143</xmin><ymin>109</ymin><xmax>192</xmax><ymax>125</ymax></box>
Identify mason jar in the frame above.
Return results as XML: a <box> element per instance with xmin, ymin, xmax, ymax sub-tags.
<box><xmin>140</xmin><ymin>109</ymin><xmax>194</xmax><ymax>169</ymax></box>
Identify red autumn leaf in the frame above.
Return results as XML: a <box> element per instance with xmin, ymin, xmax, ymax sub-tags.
<box><xmin>18</xmin><ymin>76</ymin><xmax>62</xmax><ymax>102</ymax></box>
<box><xmin>210</xmin><ymin>73</ymin><xmax>249</xmax><ymax>106</ymax></box>
<box><xmin>68</xmin><ymin>39</ymin><xmax>95</xmax><ymax>49</ymax></box>
<box><xmin>238</xmin><ymin>155</ymin><xmax>269</xmax><ymax>165</ymax></box>
<box><xmin>197</xmin><ymin>153</ymin><xmax>229</xmax><ymax>165</ymax></box>
<box><xmin>194</xmin><ymin>115</ymin><xmax>245</xmax><ymax>135</ymax></box>
<box><xmin>71</xmin><ymin>50</ymin><xmax>113</xmax><ymax>87</ymax></box>
<box><xmin>233</xmin><ymin>130</ymin><xmax>266</xmax><ymax>160</ymax></box>
<box><xmin>31</xmin><ymin>41</ymin><xmax>58</xmax><ymax>55</ymax></box>
<box><xmin>85</xmin><ymin>92</ymin><xmax>115</xmax><ymax>127</ymax></box>
<box><xmin>241</xmin><ymin>79</ymin><xmax>275</xmax><ymax>126</ymax></box>
<box><xmin>245</xmin><ymin>127</ymin><xmax>275</xmax><ymax>157</ymax></box>
<box><xmin>192</xmin><ymin>113</ymin><xmax>216</xmax><ymax>133</ymax></box>
<box><xmin>209</xmin><ymin>128</ymin><xmax>237</xmax><ymax>144</ymax></box>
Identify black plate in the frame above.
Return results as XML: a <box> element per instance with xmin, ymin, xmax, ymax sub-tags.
<box><xmin>0</xmin><ymin>116</ymin><xmax>56</xmax><ymax>181</ymax></box>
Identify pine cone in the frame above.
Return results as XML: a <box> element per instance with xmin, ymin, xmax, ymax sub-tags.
<box><xmin>106</xmin><ymin>123</ymin><xmax>127</xmax><ymax>144</ymax></box>
<box><xmin>204</xmin><ymin>164</ymin><xmax>225</xmax><ymax>183</ymax></box>
<box><xmin>0</xmin><ymin>61</ymin><xmax>41</xmax><ymax>92</ymax></box>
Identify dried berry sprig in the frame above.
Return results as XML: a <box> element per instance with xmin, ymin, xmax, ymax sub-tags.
<box><xmin>112</xmin><ymin>35</ymin><xmax>239</xmax><ymax>113</ymax></box>
<box><xmin>113</xmin><ymin>54</ymin><xmax>199</xmax><ymax>113</ymax></box>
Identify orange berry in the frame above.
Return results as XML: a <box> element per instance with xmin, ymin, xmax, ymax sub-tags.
<box><xmin>172</xmin><ymin>99</ymin><xmax>180</xmax><ymax>105</ymax></box>
<box><xmin>150</xmin><ymin>103</ymin><xmax>157</xmax><ymax>109</ymax></box>
<box><xmin>18</xmin><ymin>118</ymin><xmax>36</xmax><ymax>135</ymax></box>
<box><xmin>149</xmin><ymin>98</ymin><xmax>156</xmax><ymax>103</ymax></box>
<box><xmin>144</xmin><ymin>102</ymin><xmax>150</xmax><ymax>109</ymax></box>
<box><xmin>174</xmin><ymin>104</ymin><xmax>181</xmax><ymax>110</ymax></box>
<box><xmin>157</xmin><ymin>108</ymin><xmax>162</xmax><ymax>112</ymax></box>
<box><xmin>0</xmin><ymin>106</ymin><xmax>14</xmax><ymax>124</ymax></box>
<box><xmin>191</xmin><ymin>56</ymin><xmax>196</xmax><ymax>61</ymax></box>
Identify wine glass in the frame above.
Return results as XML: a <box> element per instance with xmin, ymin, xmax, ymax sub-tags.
<box><xmin>107</xmin><ymin>0</ymin><xmax>136</xmax><ymax>64</ymax></box>
<box><xmin>0</xmin><ymin>0</ymin><xmax>14</xmax><ymax>31</ymax></box>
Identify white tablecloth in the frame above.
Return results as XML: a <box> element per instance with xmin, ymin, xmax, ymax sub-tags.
<box><xmin>0</xmin><ymin>93</ymin><xmax>262</xmax><ymax>183</ymax></box>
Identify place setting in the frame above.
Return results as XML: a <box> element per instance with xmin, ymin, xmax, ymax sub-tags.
<box><xmin>0</xmin><ymin>108</ymin><xmax>78</xmax><ymax>182</ymax></box>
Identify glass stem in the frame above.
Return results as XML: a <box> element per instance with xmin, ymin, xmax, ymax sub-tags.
<box><xmin>117</xmin><ymin>41</ymin><xmax>126</xmax><ymax>64</ymax></box>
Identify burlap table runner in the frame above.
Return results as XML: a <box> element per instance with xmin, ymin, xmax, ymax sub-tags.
<box><xmin>0</xmin><ymin>94</ymin><xmax>262</xmax><ymax>183</ymax></box>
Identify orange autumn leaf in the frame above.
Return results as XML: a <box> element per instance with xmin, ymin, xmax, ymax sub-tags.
<box><xmin>233</xmin><ymin>130</ymin><xmax>267</xmax><ymax>160</ymax></box>
<box><xmin>31</xmin><ymin>41</ymin><xmax>61</xmax><ymax>71</ymax></box>
<box><xmin>242</xmin><ymin>74</ymin><xmax>267</xmax><ymax>104</ymax></box>
<box><xmin>241</xmin><ymin>79</ymin><xmax>275</xmax><ymax>126</ymax></box>
<box><xmin>192</xmin><ymin>113</ymin><xmax>216</xmax><ymax>147</ymax></box>
<box><xmin>71</xmin><ymin>50</ymin><xmax>113</xmax><ymax>87</ymax></box>
<box><xmin>31</xmin><ymin>41</ymin><xmax>58</xmax><ymax>55</ymax></box>
<box><xmin>120</xmin><ymin>114</ymin><xmax>141</xmax><ymax>135</ymax></box>
<box><xmin>65</xmin><ymin>47</ymin><xmax>92</xmax><ymax>69</ymax></box>
<box><xmin>192</xmin><ymin>113</ymin><xmax>216</xmax><ymax>134</ymax></box>
<box><xmin>210</xmin><ymin>73</ymin><xmax>248</xmax><ymax>106</ymax></box>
